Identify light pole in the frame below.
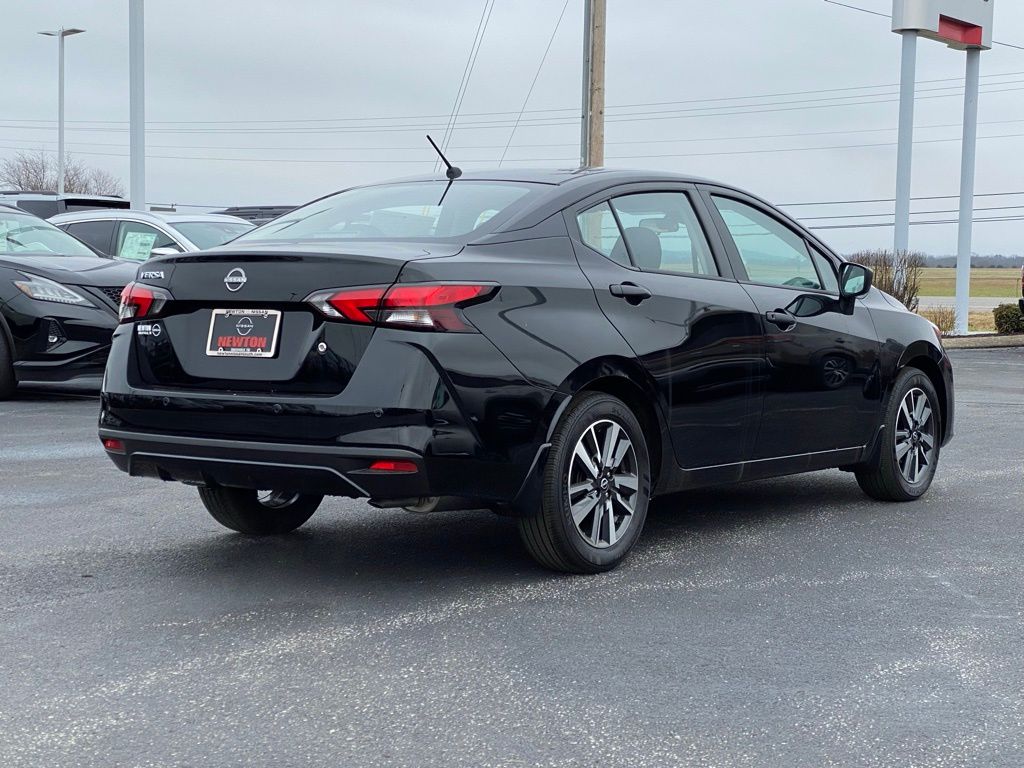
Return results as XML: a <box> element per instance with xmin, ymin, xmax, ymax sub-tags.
<box><xmin>129</xmin><ymin>0</ymin><xmax>145</xmax><ymax>210</ymax></box>
<box><xmin>38</xmin><ymin>27</ymin><xmax>85</xmax><ymax>197</ymax></box>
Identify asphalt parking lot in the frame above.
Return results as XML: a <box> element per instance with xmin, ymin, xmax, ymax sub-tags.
<box><xmin>1</xmin><ymin>348</ymin><xmax>1022</xmax><ymax>767</ymax></box>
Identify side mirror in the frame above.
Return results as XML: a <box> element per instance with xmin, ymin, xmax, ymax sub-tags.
<box><xmin>149</xmin><ymin>245</ymin><xmax>182</xmax><ymax>258</ymax></box>
<box><xmin>839</xmin><ymin>262</ymin><xmax>872</xmax><ymax>299</ymax></box>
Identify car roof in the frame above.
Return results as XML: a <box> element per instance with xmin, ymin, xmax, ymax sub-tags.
<box><xmin>376</xmin><ymin>167</ymin><xmax>722</xmax><ymax>188</ymax></box>
<box><xmin>49</xmin><ymin>210</ymin><xmax>251</xmax><ymax>226</ymax></box>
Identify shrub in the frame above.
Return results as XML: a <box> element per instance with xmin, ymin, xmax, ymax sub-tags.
<box><xmin>920</xmin><ymin>306</ymin><xmax>957</xmax><ymax>336</ymax></box>
<box><xmin>847</xmin><ymin>249</ymin><xmax>925</xmax><ymax>312</ymax></box>
<box><xmin>993</xmin><ymin>303</ymin><xmax>1024</xmax><ymax>335</ymax></box>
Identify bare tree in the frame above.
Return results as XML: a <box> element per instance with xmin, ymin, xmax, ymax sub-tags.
<box><xmin>0</xmin><ymin>150</ymin><xmax>125</xmax><ymax>197</ymax></box>
<box><xmin>849</xmin><ymin>249</ymin><xmax>925</xmax><ymax>312</ymax></box>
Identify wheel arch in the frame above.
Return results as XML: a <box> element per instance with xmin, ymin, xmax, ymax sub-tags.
<box><xmin>552</xmin><ymin>357</ymin><xmax>670</xmax><ymax>491</ymax></box>
<box><xmin>897</xmin><ymin>341</ymin><xmax>950</xmax><ymax>444</ymax></box>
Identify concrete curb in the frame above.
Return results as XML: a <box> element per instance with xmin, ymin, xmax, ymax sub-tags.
<box><xmin>942</xmin><ymin>334</ymin><xmax>1024</xmax><ymax>349</ymax></box>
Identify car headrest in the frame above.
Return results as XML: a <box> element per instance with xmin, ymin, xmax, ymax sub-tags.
<box><xmin>611</xmin><ymin>227</ymin><xmax>662</xmax><ymax>270</ymax></box>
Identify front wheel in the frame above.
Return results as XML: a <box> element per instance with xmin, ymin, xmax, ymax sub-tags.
<box><xmin>0</xmin><ymin>330</ymin><xmax>15</xmax><ymax>400</ymax></box>
<box><xmin>198</xmin><ymin>487</ymin><xmax>322</xmax><ymax>535</ymax></box>
<box><xmin>518</xmin><ymin>392</ymin><xmax>651</xmax><ymax>574</ymax></box>
<box><xmin>856</xmin><ymin>368</ymin><xmax>941</xmax><ymax>502</ymax></box>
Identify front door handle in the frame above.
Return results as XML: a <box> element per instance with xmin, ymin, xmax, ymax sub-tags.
<box><xmin>765</xmin><ymin>309</ymin><xmax>797</xmax><ymax>331</ymax></box>
<box><xmin>609</xmin><ymin>282</ymin><xmax>652</xmax><ymax>305</ymax></box>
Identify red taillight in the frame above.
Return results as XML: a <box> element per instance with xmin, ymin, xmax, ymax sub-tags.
<box><xmin>119</xmin><ymin>282</ymin><xmax>170</xmax><ymax>322</ymax></box>
<box><xmin>101</xmin><ymin>437</ymin><xmax>125</xmax><ymax>454</ymax></box>
<box><xmin>305</xmin><ymin>283</ymin><xmax>496</xmax><ymax>331</ymax></box>
<box><xmin>367</xmin><ymin>459</ymin><xmax>418</xmax><ymax>474</ymax></box>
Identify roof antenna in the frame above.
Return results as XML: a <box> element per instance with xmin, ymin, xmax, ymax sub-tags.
<box><xmin>426</xmin><ymin>134</ymin><xmax>462</xmax><ymax>205</ymax></box>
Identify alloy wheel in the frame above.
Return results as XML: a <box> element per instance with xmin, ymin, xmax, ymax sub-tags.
<box><xmin>894</xmin><ymin>387</ymin><xmax>935</xmax><ymax>485</ymax></box>
<box><xmin>566</xmin><ymin>419</ymin><xmax>639</xmax><ymax>549</ymax></box>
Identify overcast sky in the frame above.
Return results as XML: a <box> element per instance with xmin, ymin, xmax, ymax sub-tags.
<box><xmin>5</xmin><ymin>0</ymin><xmax>1024</xmax><ymax>254</ymax></box>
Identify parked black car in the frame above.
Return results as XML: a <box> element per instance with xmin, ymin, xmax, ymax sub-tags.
<box><xmin>0</xmin><ymin>205</ymin><xmax>136</xmax><ymax>396</ymax></box>
<box><xmin>99</xmin><ymin>169</ymin><xmax>954</xmax><ymax>573</ymax></box>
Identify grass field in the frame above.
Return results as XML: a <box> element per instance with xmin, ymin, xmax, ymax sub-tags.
<box><xmin>918</xmin><ymin>267</ymin><xmax>1021</xmax><ymax>298</ymax></box>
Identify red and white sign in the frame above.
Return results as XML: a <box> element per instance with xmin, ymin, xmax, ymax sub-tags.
<box><xmin>892</xmin><ymin>0</ymin><xmax>994</xmax><ymax>50</ymax></box>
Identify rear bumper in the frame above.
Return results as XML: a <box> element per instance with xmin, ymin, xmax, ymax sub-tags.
<box><xmin>99</xmin><ymin>428</ymin><xmax>429</xmax><ymax>499</ymax></box>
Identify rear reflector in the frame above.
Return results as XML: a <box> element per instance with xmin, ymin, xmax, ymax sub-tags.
<box><xmin>101</xmin><ymin>437</ymin><xmax>126</xmax><ymax>454</ymax></box>
<box><xmin>367</xmin><ymin>460</ymin><xmax>418</xmax><ymax>474</ymax></box>
<box><xmin>305</xmin><ymin>282</ymin><xmax>497</xmax><ymax>331</ymax></box>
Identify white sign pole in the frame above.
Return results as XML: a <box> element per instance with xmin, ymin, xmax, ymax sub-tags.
<box><xmin>954</xmin><ymin>47</ymin><xmax>981</xmax><ymax>335</ymax></box>
<box><xmin>894</xmin><ymin>30</ymin><xmax>917</xmax><ymax>256</ymax></box>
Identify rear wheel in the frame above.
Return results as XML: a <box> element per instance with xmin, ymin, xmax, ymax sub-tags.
<box><xmin>856</xmin><ymin>367</ymin><xmax>940</xmax><ymax>502</ymax></box>
<box><xmin>198</xmin><ymin>487</ymin><xmax>322</xmax><ymax>535</ymax></box>
<box><xmin>0</xmin><ymin>330</ymin><xmax>15</xmax><ymax>400</ymax></box>
<box><xmin>518</xmin><ymin>392</ymin><xmax>651</xmax><ymax>574</ymax></box>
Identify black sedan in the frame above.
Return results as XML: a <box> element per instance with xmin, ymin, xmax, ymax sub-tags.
<box><xmin>0</xmin><ymin>205</ymin><xmax>136</xmax><ymax>397</ymax></box>
<box><xmin>99</xmin><ymin>169</ymin><xmax>954</xmax><ymax>573</ymax></box>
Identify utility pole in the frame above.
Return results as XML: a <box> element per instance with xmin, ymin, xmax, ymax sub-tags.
<box><xmin>129</xmin><ymin>0</ymin><xmax>146</xmax><ymax>210</ymax></box>
<box><xmin>38</xmin><ymin>27</ymin><xmax>85</xmax><ymax>196</ymax></box>
<box><xmin>579</xmin><ymin>0</ymin><xmax>605</xmax><ymax>168</ymax></box>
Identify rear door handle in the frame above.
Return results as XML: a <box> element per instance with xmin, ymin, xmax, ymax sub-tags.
<box><xmin>765</xmin><ymin>309</ymin><xmax>797</xmax><ymax>331</ymax></box>
<box><xmin>609</xmin><ymin>282</ymin><xmax>652</xmax><ymax>305</ymax></box>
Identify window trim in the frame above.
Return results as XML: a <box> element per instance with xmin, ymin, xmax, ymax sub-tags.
<box><xmin>563</xmin><ymin>183</ymin><xmax>737</xmax><ymax>283</ymax></box>
<box><xmin>699</xmin><ymin>187</ymin><xmax>842</xmax><ymax>297</ymax></box>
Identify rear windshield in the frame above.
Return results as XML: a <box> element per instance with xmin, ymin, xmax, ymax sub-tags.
<box><xmin>0</xmin><ymin>210</ymin><xmax>96</xmax><ymax>257</ymax></box>
<box><xmin>234</xmin><ymin>181</ymin><xmax>539</xmax><ymax>243</ymax></box>
<box><xmin>173</xmin><ymin>220</ymin><xmax>254</xmax><ymax>249</ymax></box>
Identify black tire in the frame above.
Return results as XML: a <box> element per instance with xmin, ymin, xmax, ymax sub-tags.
<box><xmin>518</xmin><ymin>392</ymin><xmax>651</xmax><ymax>574</ymax></box>
<box><xmin>856</xmin><ymin>367</ymin><xmax>941</xmax><ymax>502</ymax></box>
<box><xmin>0</xmin><ymin>330</ymin><xmax>15</xmax><ymax>400</ymax></box>
<box><xmin>198</xmin><ymin>487</ymin><xmax>322</xmax><ymax>535</ymax></box>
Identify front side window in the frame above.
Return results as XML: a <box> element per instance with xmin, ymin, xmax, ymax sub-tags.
<box><xmin>0</xmin><ymin>212</ymin><xmax>97</xmax><ymax>257</ymax></box>
<box><xmin>712</xmin><ymin>197</ymin><xmax>822</xmax><ymax>289</ymax></box>
<box><xmin>235</xmin><ymin>181</ymin><xmax>538</xmax><ymax>243</ymax></box>
<box><xmin>809</xmin><ymin>245</ymin><xmax>840</xmax><ymax>293</ymax></box>
<box><xmin>115</xmin><ymin>222</ymin><xmax>177</xmax><ymax>261</ymax></box>
<box><xmin>609</xmin><ymin>193</ymin><xmax>716</xmax><ymax>276</ymax></box>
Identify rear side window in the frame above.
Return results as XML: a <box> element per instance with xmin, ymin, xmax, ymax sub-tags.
<box><xmin>576</xmin><ymin>202</ymin><xmax>630</xmax><ymax>266</ymax></box>
<box><xmin>712</xmin><ymin>197</ymin><xmax>822</xmax><ymax>290</ymax></box>
<box><xmin>66</xmin><ymin>220</ymin><xmax>116</xmax><ymax>255</ymax></box>
<box><xmin>610</xmin><ymin>193</ymin><xmax>716</xmax><ymax>276</ymax></box>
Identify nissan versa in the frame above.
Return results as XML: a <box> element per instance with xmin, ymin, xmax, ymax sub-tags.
<box><xmin>99</xmin><ymin>169</ymin><xmax>954</xmax><ymax>573</ymax></box>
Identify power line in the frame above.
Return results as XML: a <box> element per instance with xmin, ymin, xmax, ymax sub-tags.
<box><xmin>7</xmin><ymin>116</ymin><xmax>1024</xmax><ymax>156</ymax></box>
<box><xmin>10</xmin><ymin>66</ymin><xmax>1022</xmax><ymax>128</ymax></box>
<box><xmin>0</xmin><ymin>83</ymin><xmax>1019</xmax><ymax>139</ymax></box>
<box><xmin>809</xmin><ymin>214</ymin><xmax>1024</xmax><ymax>230</ymax></box>
<box><xmin>800</xmin><ymin>203</ymin><xmax>1024</xmax><ymax>220</ymax></box>
<box><xmin>821</xmin><ymin>0</ymin><xmax>1024</xmax><ymax>52</ymax></box>
<box><xmin>782</xmin><ymin>190</ymin><xmax>1024</xmax><ymax>207</ymax></box>
<box><xmin>498</xmin><ymin>0</ymin><xmax>570</xmax><ymax>167</ymax></box>
<box><xmin>436</xmin><ymin>0</ymin><xmax>495</xmax><ymax>171</ymax></box>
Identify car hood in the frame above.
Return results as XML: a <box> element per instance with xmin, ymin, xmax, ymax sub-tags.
<box><xmin>0</xmin><ymin>254</ymin><xmax>138</xmax><ymax>287</ymax></box>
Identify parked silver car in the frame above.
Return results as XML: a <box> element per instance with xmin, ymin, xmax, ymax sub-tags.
<box><xmin>49</xmin><ymin>210</ymin><xmax>254</xmax><ymax>262</ymax></box>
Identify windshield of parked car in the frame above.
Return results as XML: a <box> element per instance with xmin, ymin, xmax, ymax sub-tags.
<box><xmin>234</xmin><ymin>181</ymin><xmax>539</xmax><ymax>243</ymax></box>
<box><xmin>173</xmin><ymin>220</ymin><xmax>254</xmax><ymax>250</ymax></box>
<box><xmin>0</xmin><ymin>210</ymin><xmax>97</xmax><ymax>257</ymax></box>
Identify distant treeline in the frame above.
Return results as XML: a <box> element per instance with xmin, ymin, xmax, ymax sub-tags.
<box><xmin>844</xmin><ymin>254</ymin><xmax>1024</xmax><ymax>268</ymax></box>
<box><xmin>923</xmin><ymin>255</ymin><xmax>1024</xmax><ymax>268</ymax></box>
